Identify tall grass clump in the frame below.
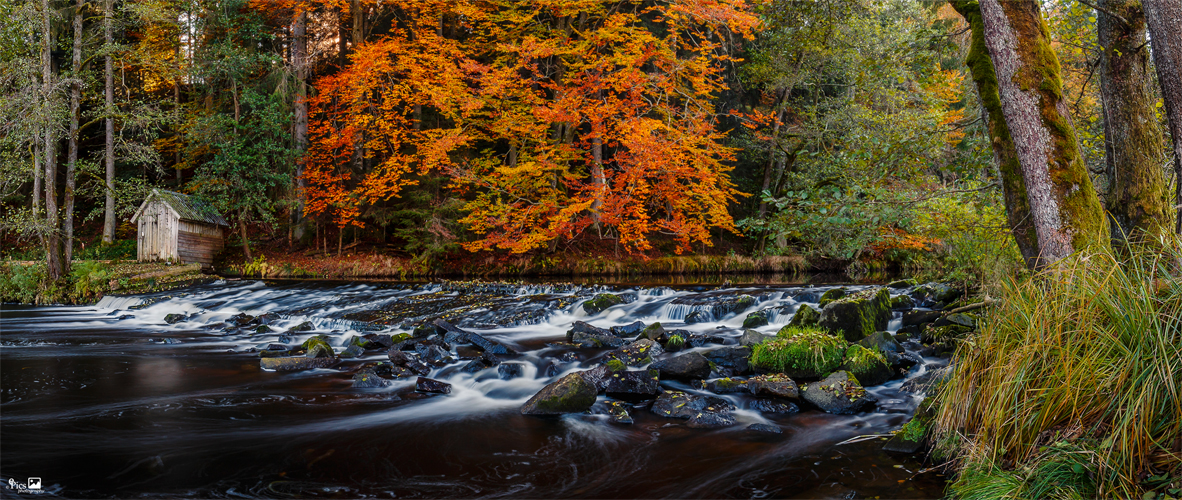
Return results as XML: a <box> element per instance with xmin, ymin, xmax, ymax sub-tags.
<box><xmin>934</xmin><ymin>240</ymin><xmax>1182</xmax><ymax>498</ymax></box>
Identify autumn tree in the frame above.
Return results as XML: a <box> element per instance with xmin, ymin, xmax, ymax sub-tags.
<box><xmin>1143</xmin><ymin>0</ymin><xmax>1182</xmax><ymax>233</ymax></box>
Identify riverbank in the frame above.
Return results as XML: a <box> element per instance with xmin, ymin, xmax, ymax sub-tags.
<box><xmin>0</xmin><ymin>260</ymin><xmax>212</xmax><ymax>305</ymax></box>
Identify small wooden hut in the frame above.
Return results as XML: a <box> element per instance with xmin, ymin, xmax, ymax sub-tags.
<box><xmin>131</xmin><ymin>189</ymin><xmax>229</xmax><ymax>264</ymax></box>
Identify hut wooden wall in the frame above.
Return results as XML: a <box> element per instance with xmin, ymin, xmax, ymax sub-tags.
<box><xmin>137</xmin><ymin>202</ymin><xmax>179</xmax><ymax>262</ymax></box>
<box><xmin>177</xmin><ymin>220</ymin><xmax>224</xmax><ymax>264</ymax></box>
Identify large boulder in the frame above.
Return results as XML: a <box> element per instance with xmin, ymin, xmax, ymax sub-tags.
<box><xmin>683</xmin><ymin>310</ymin><xmax>710</xmax><ymax>324</ymax></box>
<box><xmin>603</xmin><ymin>369</ymin><xmax>660</xmax><ymax>399</ymax></box>
<box><xmin>839</xmin><ymin>344</ymin><xmax>893</xmax><ymax>387</ymax></box>
<box><xmin>352</xmin><ymin>372</ymin><xmax>391</xmax><ymax>388</ymax></box>
<box><xmin>801</xmin><ymin>371</ymin><xmax>877</xmax><ymax>414</ymax></box>
<box><xmin>521</xmin><ymin>373</ymin><xmax>599</xmax><ymax>415</ymax></box>
<box><xmin>610</xmin><ymin>321</ymin><xmax>646</xmax><ymax>337</ymax></box>
<box><xmin>818</xmin><ymin>288</ymin><xmax>891</xmax><ymax>342</ymax></box>
<box><xmin>704</xmin><ymin>346</ymin><xmax>752</xmax><ymax>376</ymax></box>
<box><xmin>746</xmin><ymin>373</ymin><xmax>800</xmax><ymax>399</ymax></box>
<box><xmin>570</xmin><ymin>325</ymin><xmax>627</xmax><ymax>348</ymax></box>
<box><xmin>606</xmin><ymin>339</ymin><xmax>664</xmax><ymax>366</ymax></box>
<box><xmin>788</xmin><ymin>304</ymin><xmax>821</xmax><ymax>327</ymax></box>
<box><xmin>432</xmin><ymin>319</ymin><xmax>517</xmax><ymax>355</ymax></box>
<box><xmin>818</xmin><ymin>288</ymin><xmax>847</xmax><ymax>307</ymax></box>
<box><xmin>416</xmin><ymin>377</ymin><xmax>452</xmax><ymax>394</ymax></box>
<box><xmin>858</xmin><ymin>331</ymin><xmax>902</xmax><ymax>355</ymax></box>
<box><xmin>651</xmin><ymin>390</ymin><xmax>736</xmax><ymax>421</ymax></box>
<box><xmin>302</xmin><ymin>337</ymin><xmax>335</xmax><ymax>358</ymax></box>
<box><xmin>751</xmin><ymin>327</ymin><xmax>845</xmax><ymax>379</ymax></box>
<box><xmin>637</xmin><ymin>323</ymin><xmax>667</xmax><ymax>342</ymax></box>
<box><xmin>583</xmin><ymin>293</ymin><xmax>625</xmax><ymax>314</ymax></box>
<box><xmin>902</xmin><ymin>310</ymin><xmax>941</xmax><ymax>327</ymax></box>
<box><xmin>670</xmin><ymin>294</ymin><xmax>757</xmax><ymax>319</ymax></box>
<box><xmin>652</xmin><ymin>352</ymin><xmax>711</xmax><ymax>380</ymax></box>
<box><xmin>567</xmin><ymin>321</ymin><xmax>612</xmax><ymax>341</ymax></box>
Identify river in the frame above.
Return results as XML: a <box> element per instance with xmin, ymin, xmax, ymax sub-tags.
<box><xmin>1</xmin><ymin>279</ymin><xmax>946</xmax><ymax>498</ymax></box>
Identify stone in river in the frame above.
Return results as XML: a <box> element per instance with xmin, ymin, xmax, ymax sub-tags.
<box><xmin>415</xmin><ymin>377</ymin><xmax>452</xmax><ymax>394</ymax></box>
<box><xmin>521</xmin><ymin>373</ymin><xmax>598</xmax><ymax>415</ymax></box>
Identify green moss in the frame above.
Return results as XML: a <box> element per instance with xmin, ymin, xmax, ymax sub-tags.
<box><xmin>788</xmin><ymin>304</ymin><xmax>820</xmax><ymax>327</ymax></box>
<box><xmin>751</xmin><ymin>327</ymin><xmax>846</xmax><ymax>379</ymax></box>
<box><xmin>842</xmin><ymin>344</ymin><xmax>887</xmax><ymax>373</ymax></box>
<box><xmin>606</xmin><ymin>359</ymin><xmax>626</xmax><ymax>372</ymax></box>
<box><xmin>900</xmin><ymin>416</ymin><xmax>928</xmax><ymax>442</ymax></box>
<box><xmin>584</xmin><ymin>293</ymin><xmax>625</xmax><ymax>313</ymax></box>
<box><xmin>666</xmin><ymin>334</ymin><xmax>685</xmax><ymax>349</ymax></box>
<box><xmin>818</xmin><ymin>288</ymin><xmax>846</xmax><ymax>307</ymax></box>
<box><xmin>390</xmin><ymin>333</ymin><xmax>413</xmax><ymax>343</ymax></box>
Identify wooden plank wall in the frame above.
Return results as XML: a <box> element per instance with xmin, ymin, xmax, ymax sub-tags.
<box><xmin>177</xmin><ymin>220</ymin><xmax>224</xmax><ymax>264</ymax></box>
<box><xmin>138</xmin><ymin>202</ymin><xmax>218</xmax><ymax>262</ymax></box>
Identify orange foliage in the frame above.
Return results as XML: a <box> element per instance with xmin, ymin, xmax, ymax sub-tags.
<box><xmin>302</xmin><ymin>0</ymin><xmax>759</xmax><ymax>253</ymax></box>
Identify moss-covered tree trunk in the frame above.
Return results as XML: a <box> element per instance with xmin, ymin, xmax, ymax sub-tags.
<box><xmin>1098</xmin><ymin>0</ymin><xmax>1171</xmax><ymax>240</ymax></box>
<box><xmin>978</xmin><ymin>0</ymin><xmax>1108</xmax><ymax>267</ymax></box>
<box><xmin>1143</xmin><ymin>0</ymin><xmax>1182</xmax><ymax>233</ymax></box>
<box><xmin>951</xmin><ymin>0</ymin><xmax>1039</xmax><ymax>269</ymax></box>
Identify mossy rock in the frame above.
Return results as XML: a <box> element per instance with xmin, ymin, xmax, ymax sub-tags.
<box><xmin>301</xmin><ymin>337</ymin><xmax>335</xmax><ymax>358</ymax></box>
<box><xmin>818</xmin><ymin>288</ymin><xmax>891</xmax><ymax>342</ymax></box>
<box><xmin>520</xmin><ymin>373</ymin><xmax>598</xmax><ymax>415</ymax></box>
<box><xmin>800</xmin><ymin>370</ymin><xmax>877</xmax><ymax>414</ymax></box>
<box><xmin>840</xmin><ymin>344</ymin><xmax>893</xmax><ymax>387</ymax></box>
<box><xmin>638</xmin><ymin>322</ymin><xmax>666</xmax><ymax>342</ymax></box>
<box><xmin>887</xmin><ymin>279</ymin><xmax>917</xmax><ymax>289</ymax></box>
<box><xmin>260</xmin><ymin>356</ymin><xmax>338</xmax><ymax>371</ymax></box>
<box><xmin>287</xmin><ymin>321</ymin><xmax>314</xmax><ymax>333</ymax></box>
<box><xmin>787</xmin><ymin>304</ymin><xmax>820</xmax><ymax>327</ymax></box>
<box><xmin>750</xmin><ymin>327</ymin><xmax>846</xmax><ymax>379</ymax></box>
<box><xmin>664</xmin><ymin>334</ymin><xmax>685</xmax><ymax>351</ymax></box>
<box><xmin>742</xmin><ymin>309</ymin><xmax>769</xmax><ymax>328</ymax></box>
<box><xmin>890</xmin><ymin>295</ymin><xmax>915</xmax><ymax>310</ymax></box>
<box><xmin>818</xmin><ymin>288</ymin><xmax>847</xmax><ymax>308</ymax></box>
<box><xmin>583</xmin><ymin>293</ymin><xmax>625</xmax><ymax>314</ymax></box>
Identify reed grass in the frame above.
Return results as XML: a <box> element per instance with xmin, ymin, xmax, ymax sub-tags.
<box><xmin>934</xmin><ymin>238</ymin><xmax>1182</xmax><ymax>498</ymax></box>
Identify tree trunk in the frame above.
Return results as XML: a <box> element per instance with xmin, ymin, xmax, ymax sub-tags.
<box><xmin>65</xmin><ymin>0</ymin><xmax>82</xmax><ymax>267</ymax></box>
<box><xmin>42</xmin><ymin>0</ymin><xmax>63</xmax><ymax>281</ymax></box>
<box><xmin>33</xmin><ymin>133</ymin><xmax>43</xmax><ymax>216</ymax></box>
<box><xmin>102</xmin><ymin>0</ymin><xmax>115</xmax><ymax>244</ymax></box>
<box><xmin>590</xmin><ymin>130</ymin><xmax>605</xmax><ymax>229</ymax></box>
<box><xmin>757</xmin><ymin>106</ymin><xmax>786</xmax><ymax>219</ymax></box>
<box><xmin>1098</xmin><ymin>0</ymin><xmax>1171</xmax><ymax>240</ymax></box>
<box><xmin>977</xmin><ymin>0</ymin><xmax>1108</xmax><ymax>267</ymax></box>
<box><xmin>239</xmin><ymin>213</ymin><xmax>252</xmax><ymax>261</ymax></box>
<box><xmin>293</xmin><ymin>10</ymin><xmax>308</xmax><ymax>233</ymax></box>
<box><xmin>174</xmin><ymin>82</ymin><xmax>182</xmax><ymax>185</ymax></box>
<box><xmin>951</xmin><ymin>0</ymin><xmax>1039</xmax><ymax>268</ymax></box>
<box><xmin>1143</xmin><ymin>0</ymin><xmax>1182</xmax><ymax>234</ymax></box>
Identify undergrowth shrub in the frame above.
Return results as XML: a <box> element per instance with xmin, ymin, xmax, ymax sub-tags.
<box><xmin>934</xmin><ymin>241</ymin><xmax>1182</xmax><ymax>498</ymax></box>
<box><xmin>0</xmin><ymin>261</ymin><xmax>46</xmax><ymax>303</ymax></box>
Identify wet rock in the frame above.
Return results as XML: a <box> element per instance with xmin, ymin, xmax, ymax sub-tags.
<box><xmin>415</xmin><ymin>343</ymin><xmax>452</xmax><ymax>366</ymax></box>
<box><xmin>801</xmin><ymin>371</ymin><xmax>877</xmax><ymax>414</ymax></box>
<box><xmin>253</xmin><ymin>325</ymin><xmax>272</xmax><ymax>334</ymax></box>
<box><xmin>579</xmin><ymin>364</ymin><xmax>612</xmax><ymax>391</ymax></box>
<box><xmin>739</xmin><ymin>329</ymin><xmax>772</xmax><ymax>347</ymax></box>
<box><xmin>521</xmin><ymin>373</ymin><xmax>598</xmax><ymax>415</ymax></box>
<box><xmin>582</xmin><ymin>293</ymin><xmax>625</xmax><ymax>314</ymax></box>
<box><xmin>260</xmin><ymin>356</ymin><xmax>339</xmax><ymax>371</ymax></box>
<box><xmin>749</xmin><ymin>399</ymin><xmax>799</xmax><ymax>414</ymax></box>
<box><xmin>887</xmin><ymin>279</ymin><xmax>916</xmax><ymax>289</ymax></box>
<box><xmin>943</xmin><ymin>312</ymin><xmax>978</xmax><ymax>328</ymax></box>
<box><xmin>610</xmin><ymin>321</ymin><xmax>646</xmax><ymax>337</ymax></box>
<box><xmin>433</xmin><ymin>319</ymin><xmax>517</xmax><ymax>355</ymax></box>
<box><xmin>387</xmin><ymin>349</ymin><xmax>431</xmax><ymax>375</ymax></box>
<box><xmin>686</xmin><ymin>333</ymin><xmax>725</xmax><ymax>348</ymax></box>
<box><xmin>277</xmin><ymin>334</ymin><xmax>293</xmax><ymax>344</ymax></box>
<box><xmin>362</xmin><ymin>333</ymin><xmax>397</xmax><ymax>349</ymax></box>
<box><xmin>793</xmin><ymin>290</ymin><xmax>822</xmax><ymax>303</ymax></box>
<box><xmin>693</xmin><ymin>377</ymin><xmax>749</xmax><ymax>394</ymax></box>
<box><xmin>415</xmin><ymin>377</ymin><xmax>452</xmax><ymax>394</ymax></box>
<box><xmin>498</xmin><ymin>363</ymin><xmax>525</xmax><ymax>380</ymax></box>
<box><xmin>818</xmin><ymin>288</ymin><xmax>847</xmax><ymax>307</ymax></box>
<box><xmin>637</xmin><ymin>323</ymin><xmax>667</xmax><ymax>342</ymax></box>
<box><xmin>606</xmin><ymin>339</ymin><xmax>664</xmax><ymax>366</ymax></box>
<box><xmin>840</xmin><ymin>344</ymin><xmax>893</xmax><ymax>387</ymax></box>
<box><xmin>607</xmin><ymin>401</ymin><xmax>633</xmax><ymax>424</ymax></box>
<box><xmin>228</xmin><ymin>313</ymin><xmax>257</xmax><ymax>327</ymax></box>
<box><xmin>287</xmin><ymin>321</ymin><xmax>314</xmax><ymax>333</ymax></box>
<box><xmin>902</xmin><ymin>310</ymin><xmax>941</xmax><ymax>327</ymax></box>
<box><xmin>687</xmin><ymin>411</ymin><xmax>737</xmax><ymax>429</ymax></box>
<box><xmin>742</xmin><ymin>310</ymin><xmax>769</xmax><ymax>328</ymax></box>
<box><xmin>910</xmin><ymin>283</ymin><xmax>960</xmax><ymax>307</ymax></box>
<box><xmin>559</xmin><ymin>352</ymin><xmax>579</xmax><ymax>362</ymax></box>
<box><xmin>663</xmin><ymin>333</ymin><xmax>686</xmax><ymax>352</ymax></box>
<box><xmin>858</xmin><ymin>331</ymin><xmax>902</xmax><ymax>354</ymax></box>
<box><xmin>570</xmin><ymin>324</ymin><xmax>627</xmax><ymax>348</ymax></box>
<box><xmin>672</xmin><ymin>294</ymin><xmax>757</xmax><ymax>319</ymax></box>
<box><xmin>704</xmin><ymin>346</ymin><xmax>752</xmax><ymax>376</ymax></box>
<box><xmin>890</xmin><ymin>351</ymin><xmax>923</xmax><ymax>370</ymax></box>
<box><xmin>818</xmin><ymin>288</ymin><xmax>891</xmax><ymax>342</ymax></box>
<box><xmin>567</xmin><ymin>321</ymin><xmax>609</xmax><ymax>339</ymax></box>
<box><xmin>684</xmin><ymin>310</ymin><xmax>710</xmax><ymax>324</ymax></box>
<box><xmin>302</xmin><ymin>337</ymin><xmax>335</xmax><ymax>358</ymax></box>
<box><xmin>352</xmin><ymin>372</ymin><xmax>391</xmax><ymax>388</ymax></box>
<box><xmin>890</xmin><ymin>295</ymin><xmax>915</xmax><ymax>310</ymax></box>
<box><xmin>413</xmin><ymin>322</ymin><xmax>446</xmax><ymax>338</ymax></box>
<box><xmin>747</xmin><ymin>373</ymin><xmax>800</xmax><ymax>399</ymax></box>
<box><xmin>339</xmin><ymin>344</ymin><xmax>365</xmax><ymax>359</ymax></box>
<box><xmin>746</xmin><ymin>423</ymin><xmax>783</xmax><ymax>434</ymax></box>
<box><xmin>788</xmin><ymin>304</ymin><xmax>821</xmax><ymax>327</ymax></box>
<box><xmin>900</xmin><ymin>367</ymin><xmax>949</xmax><ymax>394</ymax></box>
<box><xmin>461</xmin><ymin>352</ymin><xmax>501</xmax><ymax>373</ymax></box>
<box><xmin>603</xmin><ymin>369</ymin><xmax>660</xmax><ymax>399</ymax></box>
<box><xmin>883</xmin><ymin>433</ymin><xmax>924</xmax><ymax>453</ymax></box>
<box><xmin>650</xmin><ymin>391</ymin><xmax>734</xmax><ymax>420</ymax></box>
<box><xmin>356</xmin><ymin>361</ymin><xmax>402</xmax><ymax>379</ymax></box>
<box><xmin>257</xmin><ymin>312</ymin><xmax>280</xmax><ymax>325</ymax></box>
<box><xmin>652</xmin><ymin>352</ymin><xmax>711</xmax><ymax>380</ymax></box>
<box><xmin>164</xmin><ymin>313</ymin><xmax>186</xmax><ymax>324</ymax></box>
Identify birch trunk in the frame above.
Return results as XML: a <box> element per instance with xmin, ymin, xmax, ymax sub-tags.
<box><xmin>102</xmin><ymin>0</ymin><xmax>115</xmax><ymax>244</ymax></box>
<box><xmin>978</xmin><ymin>0</ymin><xmax>1108</xmax><ymax>267</ymax></box>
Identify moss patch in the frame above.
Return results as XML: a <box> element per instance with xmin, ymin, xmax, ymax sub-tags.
<box><xmin>751</xmin><ymin>327</ymin><xmax>846</xmax><ymax>379</ymax></box>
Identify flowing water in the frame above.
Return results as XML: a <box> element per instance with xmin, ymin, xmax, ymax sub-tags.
<box><xmin>1</xmin><ymin>280</ymin><xmax>947</xmax><ymax>498</ymax></box>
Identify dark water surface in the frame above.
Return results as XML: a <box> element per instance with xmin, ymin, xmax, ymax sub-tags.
<box><xmin>1</xmin><ymin>280</ymin><xmax>946</xmax><ymax>498</ymax></box>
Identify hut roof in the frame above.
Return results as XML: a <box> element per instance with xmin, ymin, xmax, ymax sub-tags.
<box><xmin>131</xmin><ymin>189</ymin><xmax>230</xmax><ymax>226</ymax></box>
